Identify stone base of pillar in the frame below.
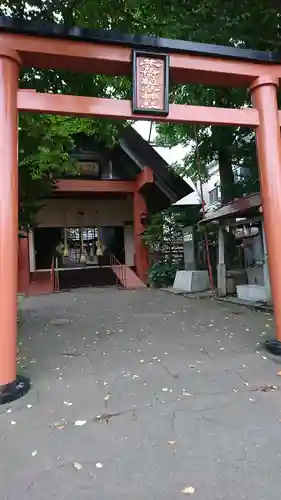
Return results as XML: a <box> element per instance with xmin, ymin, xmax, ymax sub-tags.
<box><xmin>265</xmin><ymin>339</ymin><xmax>281</xmax><ymax>356</ymax></box>
<box><xmin>0</xmin><ymin>374</ymin><xmax>30</xmax><ymax>405</ymax></box>
<box><xmin>217</xmin><ymin>263</ymin><xmax>226</xmax><ymax>297</ymax></box>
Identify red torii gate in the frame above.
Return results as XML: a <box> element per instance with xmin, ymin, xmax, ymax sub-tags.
<box><xmin>1</xmin><ymin>17</ymin><xmax>281</xmax><ymax>403</ymax></box>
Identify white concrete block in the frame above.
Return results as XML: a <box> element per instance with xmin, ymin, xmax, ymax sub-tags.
<box><xmin>173</xmin><ymin>270</ymin><xmax>210</xmax><ymax>293</ymax></box>
<box><xmin>236</xmin><ymin>284</ymin><xmax>267</xmax><ymax>302</ymax></box>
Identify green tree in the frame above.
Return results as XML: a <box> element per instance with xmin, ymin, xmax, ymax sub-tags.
<box><xmin>152</xmin><ymin>1</ymin><xmax>279</xmax><ymax>203</ymax></box>
<box><xmin>0</xmin><ymin>0</ymin><xmax>136</xmax><ymax>227</ymax></box>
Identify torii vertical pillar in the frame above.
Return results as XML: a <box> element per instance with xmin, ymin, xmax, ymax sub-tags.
<box><xmin>0</xmin><ymin>48</ymin><xmax>30</xmax><ymax>403</ymax></box>
<box><xmin>250</xmin><ymin>76</ymin><xmax>281</xmax><ymax>354</ymax></box>
<box><xmin>133</xmin><ymin>190</ymin><xmax>149</xmax><ymax>284</ymax></box>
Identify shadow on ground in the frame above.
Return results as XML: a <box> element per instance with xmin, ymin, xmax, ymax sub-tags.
<box><xmin>1</xmin><ymin>288</ymin><xmax>281</xmax><ymax>500</ymax></box>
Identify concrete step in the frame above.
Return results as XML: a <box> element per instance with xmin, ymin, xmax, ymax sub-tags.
<box><xmin>111</xmin><ymin>266</ymin><xmax>145</xmax><ymax>289</ymax></box>
<box><xmin>28</xmin><ymin>272</ymin><xmax>53</xmax><ymax>296</ymax></box>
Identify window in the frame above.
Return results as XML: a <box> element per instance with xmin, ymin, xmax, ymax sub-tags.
<box><xmin>66</xmin><ymin>227</ymin><xmax>98</xmax><ymax>263</ymax></box>
<box><xmin>233</xmin><ymin>167</ymin><xmax>250</xmax><ymax>183</ymax></box>
<box><xmin>209</xmin><ymin>186</ymin><xmax>220</xmax><ymax>205</ymax></box>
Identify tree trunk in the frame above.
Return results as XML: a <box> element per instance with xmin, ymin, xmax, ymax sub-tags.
<box><xmin>218</xmin><ymin>142</ymin><xmax>235</xmax><ymax>204</ymax></box>
<box><xmin>211</xmin><ymin>93</ymin><xmax>236</xmax><ymax>269</ymax></box>
<box><xmin>212</xmin><ymin>89</ymin><xmax>236</xmax><ymax>205</ymax></box>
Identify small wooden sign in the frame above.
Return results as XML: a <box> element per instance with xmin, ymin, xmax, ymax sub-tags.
<box><xmin>132</xmin><ymin>51</ymin><xmax>169</xmax><ymax>116</ymax></box>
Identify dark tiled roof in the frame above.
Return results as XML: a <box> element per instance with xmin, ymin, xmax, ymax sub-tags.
<box><xmin>200</xmin><ymin>193</ymin><xmax>261</xmax><ymax>224</ymax></box>
<box><xmin>119</xmin><ymin>127</ymin><xmax>192</xmax><ymax>205</ymax></box>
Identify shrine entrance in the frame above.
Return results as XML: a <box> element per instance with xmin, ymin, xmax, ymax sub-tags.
<box><xmin>1</xmin><ymin>17</ymin><xmax>281</xmax><ymax>403</ymax></box>
<box><xmin>33</xmin><ymin>226</ymin><xmax>126</xmax><ymax>290</ymax></box>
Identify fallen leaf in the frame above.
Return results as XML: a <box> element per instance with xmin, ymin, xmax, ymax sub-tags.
<box><xmin>73</xmin><ymin>462</ymin><xmax>83</xmax><ymax>470</ymax></box>
<box><xmin>74</xmin><ymin>420</ymin><xmax>87</xmax><ymax>426</ymax></box>
<box><xmin>51</xmin><ymin>420</ymin><xmax>67</xmax><ymax>430</ymax></box>
<box><xmin>182</xmin><ymin>390</ymin><xmax>192</xmax><ymax>396</ymax></box>
<box><xmin>259</xmin><ymin>384</ymin><xmax>277</xmax><ymax>392</ymax></box>
<box><xmin>181</xmin><ymin>486</ymin><xmax>195</xmax><ymax>494</ymax></box>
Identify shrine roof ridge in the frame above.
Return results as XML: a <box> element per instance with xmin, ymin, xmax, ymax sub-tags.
<box><xmin>0</xmin><ymin>16</ymin><xmax>280</xmax><ymax>64</ymax></box>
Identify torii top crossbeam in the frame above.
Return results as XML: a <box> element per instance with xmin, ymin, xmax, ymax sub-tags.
<box><xmin>0</xmin><ymin>16</ymin><xmax>280</xmax><ymax>127</ymax></box>
<box><xmin>0</xmin><ymin>17</ymin><xmax>281</xmax><ymax>87</ymax></box>
<box><xmin>0</xmin><ymin>15</ymin><xmax>280</xmax><ymax>87</ymax></box>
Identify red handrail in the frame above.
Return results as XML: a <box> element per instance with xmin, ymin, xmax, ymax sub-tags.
<box><xmin>110</xmin><ymin>253</ymin><xmax>127</xmax><ymax>288</ymax></box>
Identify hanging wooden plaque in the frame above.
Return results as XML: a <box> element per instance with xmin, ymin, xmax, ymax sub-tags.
<box><xmin>132</xmin><ymin>51</ymin><xmax>169</xmax><ymax>116</ymax></box>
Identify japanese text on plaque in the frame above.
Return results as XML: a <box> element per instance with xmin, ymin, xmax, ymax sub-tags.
<box><xmin>137</xmin><ymin>57</ymin><xmax>164</xmax><ymax>110</ymax></box>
